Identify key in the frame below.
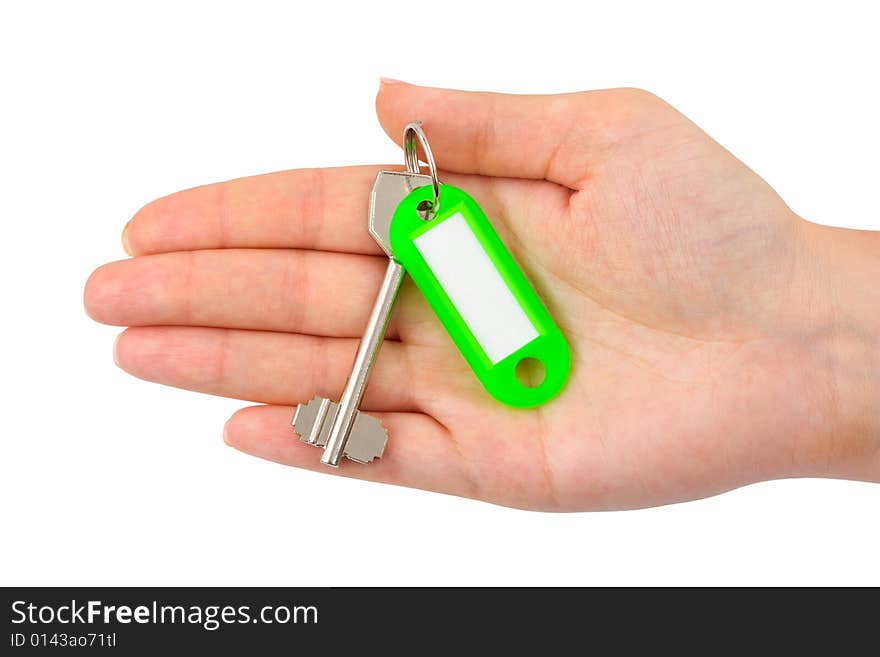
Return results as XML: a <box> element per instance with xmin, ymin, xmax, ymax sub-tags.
<box><xmin>292</xmin><ymin>170</ymin><xmax>433</xmax><ymax>466</ymax></box>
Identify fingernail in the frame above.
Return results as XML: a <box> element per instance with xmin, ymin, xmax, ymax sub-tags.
<box><xmin>122</xmin><ymin>220</ymin><xmax>132</xmax><ymax>256</ymax></box>
<box><xmin>222</xmin><ymin>419</ymin><xmax>234</xmax><ymax>446</ymax></box>
<box><xmin>380</xmin><ymin>77</ymin><xmax>406</xmax><ymax>85</ymax></box>
<box><xmin>112</xmin><ymin>332</ymin><xmax>123</xmax><ymax>368</ymax></box>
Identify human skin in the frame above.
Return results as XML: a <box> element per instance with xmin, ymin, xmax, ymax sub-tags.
<box><xmin>84</xmin><ymin>81</ymin><xmax>880</xmax><ymax>511</ymax></box>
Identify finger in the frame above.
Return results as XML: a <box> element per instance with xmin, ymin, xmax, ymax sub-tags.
<box><xmin>114</xmin><ymin>326</ymin><xmax>424</xmax><ymax>411</ymax></box>
<box><xmin>375</xmin><ymin>80</ymin><xmax>660</xmax><ymax>188</ymax></box>
<box><xmin>85</xmin><ymin>248</ymin><xmax>413</xmax><ymax>339</ymax></box>
<box><xmin>124</xmin><ymin>165</ymin><xmax>387</xmax><ymax>257</ymax></box>
<box><xmin>122</xmin><ymin>160</ymin><xmax>560</xmax><ymax>259</ymax></box>
<box><xmin>224</xmin><ymin>404</ymin><xmax>480</xmax><ymax>501</ymax></box>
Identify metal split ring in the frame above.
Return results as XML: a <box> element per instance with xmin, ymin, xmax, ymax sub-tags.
<box><xmin>403</xmin><ymin>121</ymin><xmax>440</xmax><ymax>219</ymax></box>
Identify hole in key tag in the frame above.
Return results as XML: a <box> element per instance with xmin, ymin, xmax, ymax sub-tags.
<box><xmin>515</xmin><ymin>357</ymin><xmax>546</xmax><ymax>388</ymax></box>
<box><xmin>390</xmin><ymin>183</ymin><xmax>571</xmax><ymax>408</ymax></box>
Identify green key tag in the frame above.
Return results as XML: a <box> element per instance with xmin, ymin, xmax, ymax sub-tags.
<box><xmin>390</xmin><ymin>183</ymin><xmax>570</xmax><ymax>408</ymax></box>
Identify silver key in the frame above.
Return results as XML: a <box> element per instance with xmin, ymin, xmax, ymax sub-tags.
<box><xmin>292</xmin><ymin>170</ymin><xmax>432</xmax><ymax>466</ymax></box>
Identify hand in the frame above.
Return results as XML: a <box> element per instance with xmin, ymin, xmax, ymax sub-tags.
<box><xmin>85</xmin><ymin>81</ymin><xmax>880</xmax><ymax>510</ymax></box>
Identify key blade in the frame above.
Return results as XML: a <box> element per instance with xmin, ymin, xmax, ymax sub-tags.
<box><xmin>319</xmin><ymin>259</ymin><xmax>404</xmax><ymax>467</ymax></box>
<box><xmin>293</xmin><ymin>397</ymin><xmax>388</xmax><ymax>464</ymax></box>
<box><xmin>369</xmin><ymin>171</ymin><xmax>432</xmax><ymax>255</ymax></box>
<box><xmin>293</xmin><ymin>396</ymin><xmax>333</xmax><ymax>445</ymax></box>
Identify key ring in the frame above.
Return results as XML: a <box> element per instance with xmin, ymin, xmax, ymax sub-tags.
<box><xmin>403</xmin><ymin>121</ymin><xmax>440</xmax><ymax>219</ymax></box>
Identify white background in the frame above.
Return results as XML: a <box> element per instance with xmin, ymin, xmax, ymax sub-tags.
<box><xmin>1</xmin><ymin>1</ymin><xmax>877</xmax><ymax>586</ymax></box>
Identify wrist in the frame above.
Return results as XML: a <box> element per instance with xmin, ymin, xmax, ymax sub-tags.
<box><xmin>801</xmin><ymin>221</ymin><xmax>880</xmax><ymax>480</ymax></box>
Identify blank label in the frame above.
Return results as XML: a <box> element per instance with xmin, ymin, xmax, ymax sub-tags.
<box><xmin>414</xmin><ymin>212</ymin><xmax>538</xmax><ymax>364</ymax></box>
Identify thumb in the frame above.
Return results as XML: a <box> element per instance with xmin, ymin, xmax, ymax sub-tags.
<box><xmin>375</xmin><ymin>80</ymin><xmax>651</xmax><ymax>188</ymax></box>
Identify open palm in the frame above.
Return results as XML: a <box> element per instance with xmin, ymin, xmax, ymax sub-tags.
<box><xmin>85</xmin><ymin>82</ymin><xmax>837</xmax><ymax>510</ymax></box>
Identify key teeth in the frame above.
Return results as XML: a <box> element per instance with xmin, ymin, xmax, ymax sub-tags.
<box><xmin>292</xmin><ymin>397</ymin><xmax>388</xmax><ymax>464</ymax></box>
<box><xmin>344</xmin><ymin>411</ymin><xmax>388</xmax><ymax>464</ymax></box>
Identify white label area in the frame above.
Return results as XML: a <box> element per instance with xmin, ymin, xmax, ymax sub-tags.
<box><xmin>413</xmin><ymin>212</ymin><xmax>539</xmax><ymax>364</ymax></box>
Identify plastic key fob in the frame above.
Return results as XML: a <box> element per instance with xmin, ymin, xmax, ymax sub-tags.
<box><xmin>390</xmin><ymin>183</ymin><xmax>570</xmax><ymax>408</ymax></box>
